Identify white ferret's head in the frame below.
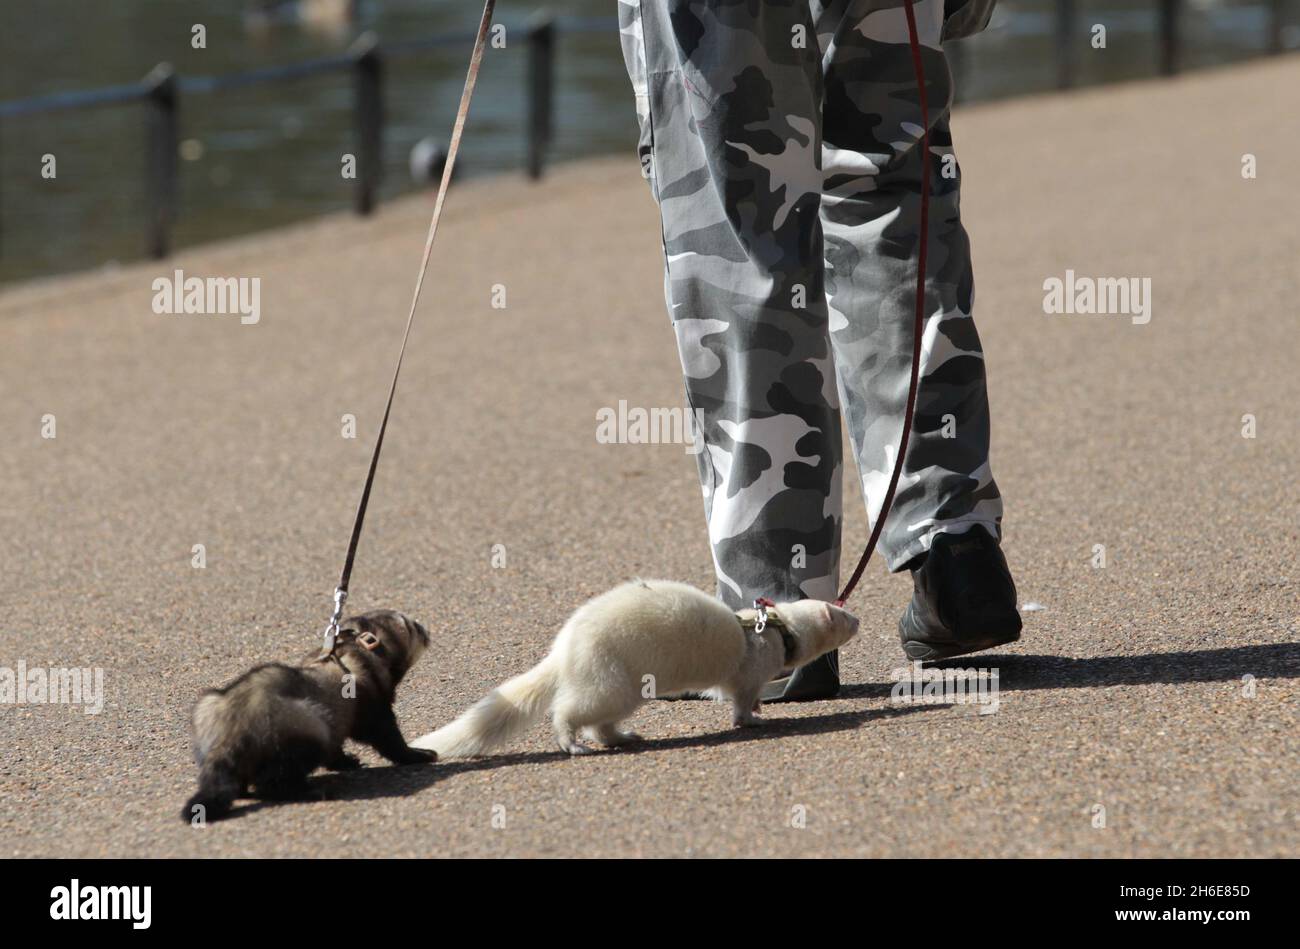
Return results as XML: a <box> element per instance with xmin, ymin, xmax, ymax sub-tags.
<box><xmin>770</xmin><ymin>599</ymin><xmax>860</xmax><ymax>667</ymax></box>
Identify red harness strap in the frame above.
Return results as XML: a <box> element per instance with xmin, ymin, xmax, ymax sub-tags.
<box><xmin>834</xmin><ymin>0</ymin><xmax>931</xmax><ymax>608</ymax></box>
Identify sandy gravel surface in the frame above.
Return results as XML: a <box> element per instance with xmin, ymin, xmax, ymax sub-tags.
<box><xmin>1</xmin><ymin>56</ymin><xmax>1296</xmax><ymax>858</ymax></box>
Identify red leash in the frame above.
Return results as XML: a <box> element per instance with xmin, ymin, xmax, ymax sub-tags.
<box><xmin>834</xmin><ymin>0</ymin><xmax>930</xmax><ymax>607</ymax></box>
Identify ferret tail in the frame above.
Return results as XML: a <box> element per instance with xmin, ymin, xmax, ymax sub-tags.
<box><xmin>411</xmin><ymin>655</ymin><xmax>560</xmax><ymax>758</ymax></box>
<box><xmin>181</xmin><ymin>758</ymin><xmax>240</xmax><ymax>825</ymax></box>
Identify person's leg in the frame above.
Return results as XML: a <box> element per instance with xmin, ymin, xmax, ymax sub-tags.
<box><xmin>817</xmin><ymin>0</ymin><xmax>1019</xmax><ymax>657</ymax></box>
<box><xmin>619</xmin><ymin>0</ymin><xmax>839</xmax><ymax>608</ymax></box>
<box><xmin>618</xmin><ymin>0</ymin><xmax>843</xmax><ymax>696</ymax></box>
<box><xmin>819</xmin><ymin>0</ymin><xmax>1001</xmax><ymax>568</ymax></box>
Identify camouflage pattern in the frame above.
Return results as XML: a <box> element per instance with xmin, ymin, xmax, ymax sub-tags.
<box><xmin>941</xmin><ymin>0</ymin><xmax>998</xmax><ymax>41</ymax></box>
<box><xmin>619</xmin><ymin>0</ymin><xmax>1002</xmax><ymax>610</ymax></box>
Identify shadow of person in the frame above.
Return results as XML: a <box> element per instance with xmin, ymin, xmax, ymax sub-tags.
<box><xmin>839</xmin><ymin>641</ymin><xmax>1300</xmax><ymax>701</ymax></box>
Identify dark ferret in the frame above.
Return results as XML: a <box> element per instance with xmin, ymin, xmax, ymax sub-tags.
<box><xmin>181</xmin><ymin>610</ymin><xmax>435</xmax><ymax>823</ymax></box>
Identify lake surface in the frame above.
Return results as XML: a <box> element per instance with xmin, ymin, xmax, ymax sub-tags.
<box><xmin>1</xmin><ymin>0</ymin><xmax>1293</xmax><ymax>283</ymax></box>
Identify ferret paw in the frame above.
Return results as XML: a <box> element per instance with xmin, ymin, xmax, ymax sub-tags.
<box><xmin>584</xmin><ymin>726</ymin><xmax>643</xmax><ymax>748</ymax></box>
<box><xmin>562</xmin><ymin>741</ymin><xmax>597</xmax><ymax>756</ymax></box>
<box><xmin>398</xmin><ymin>747</ymin><xmax>439</xmax><ymax>765</ymax></box>
<box><xmin>733</xmin><ymin>712</ymin><xmax>763</xmax><ymax>728</ymax></box>
<box><xmin>326</xmin><ymin>753</ymin><xmax>363</xmax><ymax>772</ymax></box>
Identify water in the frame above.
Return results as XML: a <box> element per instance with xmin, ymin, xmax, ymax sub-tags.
<box><xmin>0</xmin><ymin>0</ymin><xmax>1293</xmax><ymax>284</ymax></box>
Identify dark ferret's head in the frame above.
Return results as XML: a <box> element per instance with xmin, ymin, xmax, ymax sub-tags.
<box><xmin>338</xmin><ymin>609</ymin><xmax>430</xmax><ymax>683</ymax></box>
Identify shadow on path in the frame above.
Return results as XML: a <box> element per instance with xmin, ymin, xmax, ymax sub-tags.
<box><xmin>840</xmin><ymin>641</ymin><xmax>1300</xmax><ymax>701</ymax></box>
<box><xmin>217</xmin><ymin>703</ymin><xmax>937</xmax><ymax>818</ymax></box>
<box><xmin>219</xmin><ymin>642</ymin><xmax>1299</xmax><ymax>817</ymax></box>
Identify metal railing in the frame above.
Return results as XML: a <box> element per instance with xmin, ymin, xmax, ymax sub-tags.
<box><xmin>1051</xmin><ymin>0</ymin><xmax>1290</xmax><ymax>88</ymax></box>
<box><xmin>0</xmin><ymin>3</ymin><xmax>1293</xmax><ymax>263</ymax></box>
<box><xmin>0</xmin><ymin>14</ymin><xmax>615</xmax><ymax>260</ymax></box>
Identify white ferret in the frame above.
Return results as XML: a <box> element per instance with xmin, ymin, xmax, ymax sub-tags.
<box><xmin>412</xmin><ymin>579</ymin><xmax>859</xmax><ymax>756</ymax></box>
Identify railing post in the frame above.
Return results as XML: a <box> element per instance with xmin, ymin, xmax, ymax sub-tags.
<box><xmin>1056</xmin><ymin>0</ymin><xmax>1078</xmax><ymax>89</ymax></box>
<box><xmin>351</xmin><ymin>32</ymin><xmax>384</xmax><ymax>215</ymax></box>
<box><xmin>0</xmin><ymin>116</ymin><xmax>5</xmax><ymax>264</ymax></box>
<box><xmin>1158</xmin><ymin>0</ymin><xmax>1181</xmax><ymax>76</ymax></box>
<box><xmin>143</xmin><ymin>64</ymin><xmax>179</xmax><ymax>259</ymax></box>
<box><xmin>526</xmin><ymin>12</ymin><xmax>556</xmax><ymax>180</ymax></box>
<box><xmin>1267</xmin><ymin>0</ymin><xmax>1285</xmax><ymax>54</ymax></box>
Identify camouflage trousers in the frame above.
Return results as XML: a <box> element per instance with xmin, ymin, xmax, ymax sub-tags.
<box><xmin>619</xmin><ymin>0</ymin><xmax>1003</xmax><ymax>609</ymax></box>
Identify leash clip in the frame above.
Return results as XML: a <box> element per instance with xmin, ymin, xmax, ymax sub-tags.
<box><xmin>320</xmin><ymin>587</ymin><xmax>348</xmax><ymax>656</ymax></box>
<box><xmin>752</xmin><ymin>598</ymin><xmax>769</xmax><ymax>635</ymax></box>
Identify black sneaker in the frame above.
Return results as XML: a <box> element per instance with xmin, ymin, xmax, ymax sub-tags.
<box><xmin>759</xmin><ymin>650</ymin><xmax>839</xmax><ymax>702</ymax></box>
<box><xmin>898</xmin><ymin>529</ymin><xmax>1022</xmax><ymax>662</ymax></box>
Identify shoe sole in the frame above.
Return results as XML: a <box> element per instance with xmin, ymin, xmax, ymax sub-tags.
<box><xmin>761</xmin><ymin>651</ymin><xmax>841</xmax><ymax>702</ymax></box>
<box><xmin>761</xmin><ymin>678</ymin><xmax>841</xmax><ymax>702</ymax></box>
<box><xmin>900</xmin><ymin>626</ymin><xmax>1021</xmax><ymax>662</ymax></box>
<box><xmin>759</xmin><ymin>676</ymin><xmax>793</xmax><ymax>702</ymax></box>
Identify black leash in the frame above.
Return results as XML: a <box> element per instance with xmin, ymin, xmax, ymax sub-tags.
<box><xmin>320</xmin><ymin>0</ymin><xmax>498</xmax><ymax>656</ymax></box>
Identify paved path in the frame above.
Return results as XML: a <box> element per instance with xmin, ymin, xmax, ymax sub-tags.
<box><xmin>2</xmin><ymin>57</ymin><xmax>1297</xmax><ymax>857</ymax></box>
